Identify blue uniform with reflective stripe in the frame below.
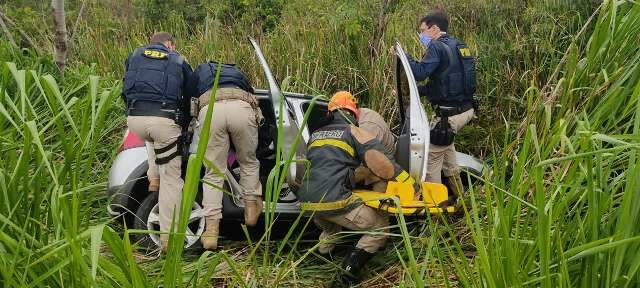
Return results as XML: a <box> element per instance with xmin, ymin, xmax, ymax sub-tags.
<box><xmin>297</xmin><ymin>114</ymin><xmax>411</xmax><ymax>216</ymax></box>
<box><xmin>408</xmin><ymin>34</ymin><xmax>476</xmax><ymax>106</ymax></box>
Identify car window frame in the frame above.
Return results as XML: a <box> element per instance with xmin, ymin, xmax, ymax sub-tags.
<box><xmin>249</xmin><ymin>37</ymin><xmax>298</xmax><ymax>184</ymax></box>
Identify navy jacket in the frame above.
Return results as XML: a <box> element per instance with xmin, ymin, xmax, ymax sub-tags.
<box><xmin>191</xmin><ymin>62</ymin><xmax>254</xmax><ymax>97</ymax></box>
<box><xmin>408</xmin><ymin>34</ymin><xmax>476</xmax><ymax>106</ymax></box>
<box><xmin>121</xmin><ymin>43</ymin><xmax>193</xmax><ymax>113</ymax></box>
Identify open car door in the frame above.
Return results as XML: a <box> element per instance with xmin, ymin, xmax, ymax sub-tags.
<box><xmin>353</xmin><ymin>42</ymin><xmax>452</xmax><ymax>215</ymax></box>
<box><xmin>393</xmin><ymin>41</ymin><xmax>429</xmax><ymax>181</ymax></box>
<box><xmin>249</xmin><ymin>38</ymin><xmax>298</xmax><ymax>185</ymax></box>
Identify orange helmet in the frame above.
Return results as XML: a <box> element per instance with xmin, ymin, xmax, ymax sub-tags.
<box><xmin>328</xmin><ymin>91</ymin><xmax>360</xmax><ymax>119</ymax></box>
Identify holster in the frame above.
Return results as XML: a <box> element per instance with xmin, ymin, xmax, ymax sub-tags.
<box><xmin>430</xmin><ymin>115</ymin><xmax>455</xmax><ymax>146</ymax></box>
<box><xmin>154</xmin><ymin>135</ymin><xmax>185</xmax><ymax>165</ymax></box>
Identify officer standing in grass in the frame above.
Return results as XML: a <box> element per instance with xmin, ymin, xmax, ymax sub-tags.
<box><xmin>297</xmin><ymin>91</ymin><xmax>416</xmax><ymax>287</ymax></box>
<box><xmin>122</xmin><ymin>32</ymin><xmax>193</xmax><ymax>249</ymax></box>
<box><xmin>191</xmin><ymin>62</ymin><xmax>263</xmax><ymax>250</ymax></box>
<box><xmin>406</xmin><ymin>11</ymin><xmax>477</xmax><ymax>206</ymax></box>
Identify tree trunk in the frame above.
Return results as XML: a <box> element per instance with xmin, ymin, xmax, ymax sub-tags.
<box><xmin>52</xmin><ymin>0</ymin><xmax>68</xmax><ymax>74</ymax></box>
<box><xmin>0</xmin><ymin>10</ymin><xmax>18</xmax><ymax>50</ymax></box>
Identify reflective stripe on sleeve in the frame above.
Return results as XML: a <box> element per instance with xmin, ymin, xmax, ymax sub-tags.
<box><xmin>308</xmin><ymin>139</ymin><xmax>355</xmax><ymax>157</ymax></box>
<box><xmin>300</xmin><ymin>194</ymin><xmax>361</xmax><ymax>211</ymax></box>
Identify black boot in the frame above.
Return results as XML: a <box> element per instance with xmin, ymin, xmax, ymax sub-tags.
<box><xmin>441</xmin><ymin>174</ymin><xmax>464</xmax><ymax>207</ymax></box>
<box><xmin>331</xmin><ymin>248</ymin><xmax>375</xmax><ymax>288</ymax></box>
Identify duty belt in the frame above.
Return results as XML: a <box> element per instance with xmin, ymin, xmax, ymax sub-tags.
<box><xmin>127</xmin><ymin>100</ymin><xmax>178</xmax><ymax>120</ymax></box>
<box><xmin>199</xmin><ymin>87</ymin><xmax>264</xmax><ymax>125</ymax></box>
<box><xmin>435</xmin><ymin>102</ymin><xmax>473</xmax><ymax>118</ymax></box>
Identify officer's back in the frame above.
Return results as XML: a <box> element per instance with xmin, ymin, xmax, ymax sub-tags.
<box><xmin>123</xmin><ymin>35</ymin><xmax>193</xmax><ymax>118</ymax></box>
<box><xmin>122</xmin><ymin>32</ymin><xmax>193</xmax><ymax>250</ymax></box>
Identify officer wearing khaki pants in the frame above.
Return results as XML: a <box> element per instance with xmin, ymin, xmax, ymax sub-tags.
<box><xmin>122</xmin><ymin>32</ymin><xmax>193</xmax><ymax>249</ymax></box>
<box><xmin>406</xmin><ymin>11</ymin><xmax>478</xmax><ymax>204</ymax></box>
<box><xmin>191</xmin><ymin>62</ymin><xmax>262</xmax><ymax>250</ymax></box>
<box><xmin>426</xmin><ymin>108</ymin><xmax>474</xmax><ymax>186</ymax></box>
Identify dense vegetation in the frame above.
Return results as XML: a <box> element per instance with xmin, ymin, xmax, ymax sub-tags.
<box><xmin>0</xmin><ymin>0</ymin><xmax>638</xmax><ymax>287</ymax></box>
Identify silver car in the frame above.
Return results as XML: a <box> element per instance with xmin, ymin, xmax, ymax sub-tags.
<box><xmin>107</xmin><ymin>39</ymin><xmax>484</xmax><ymax>249</ymax></box>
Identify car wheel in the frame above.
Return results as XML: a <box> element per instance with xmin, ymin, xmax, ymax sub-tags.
<box><xmin>132</xmin><ymin>193</ymin><xmax>206</xmax><ymax>250</ymax></box>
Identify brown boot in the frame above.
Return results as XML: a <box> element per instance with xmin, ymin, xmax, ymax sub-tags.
<box><xmin>444</xmin><ymin>174</ymin><xmax>465</xmax><ymax>203</ymax></box>
<box><xmin>148</xmin><ymin>178</ymin><xmax>160</xmax><ymax>193</ymax></box>
<box><xmin>160</xmin><ymin>234</ymin><xmax>169</xmax><ymax>253</ymax></box>
<box><xmin>201</xmin><ymin>218</ymin><xmax>220</xmax><ymax>250</ymax></box>
<box><xmin>244</xmin><ymin>198</ymin><xmax>263</xmax><ymax>227</ymax></box>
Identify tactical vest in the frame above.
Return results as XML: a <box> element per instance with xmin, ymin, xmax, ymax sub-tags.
<box><xmin>194</xmin><ymin>62</ymin><xmax>254</xmax><ymax>97</ymax></box>
<box><xmin>122</xmin><ymin>44</ymin><xmax>185</xmax><ymax>112</ymax></box>
<box><xmin>426</xmin><ymin>36</ymin><xmax>476</xmax><ymax>106</ymax></box>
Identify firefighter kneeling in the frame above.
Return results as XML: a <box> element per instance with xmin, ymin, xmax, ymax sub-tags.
<box><xmin>296</xmin><ymin>91</ymin><xmax>416</xmax><ymax>287</ymax></box>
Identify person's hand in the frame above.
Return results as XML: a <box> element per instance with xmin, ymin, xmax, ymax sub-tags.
<box><xmin>391</xmin><ymin>89</ymin><xmax>397</xmax><ymax>98</ymax></box>
<box><xmin>412</xmin><ymin>181</ymin><xmax>423</xmax><ymax>201</ymax></box>
<box><xmin>388</xmin><ymin>46</ymin><xmax>396</xmax><ymax>56</ymax></box>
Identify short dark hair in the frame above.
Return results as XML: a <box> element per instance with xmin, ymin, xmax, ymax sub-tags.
<box><xmin>420</xmin><ymin>11</ymin><xmax>449</xmax><ymax>32</ymax></box>
<box><xmin>150</xmin><ymin>32</ymin><xmax>176</xmax><ymax>45</ymax></box>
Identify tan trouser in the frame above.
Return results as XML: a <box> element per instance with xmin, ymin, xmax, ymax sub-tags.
<box><xmin>127</xmin><ymin>116</ymin><xmax>183</xmax><ymax>235</ymax></box>
<box><xmin>199</xmin><ymin>99</ymin><xmax>261</xmax><ymax>220</ymax></box>
<box><xmin>145</xmin><ymin>141</ymin><xmax>159</xmax><ymax>182</ymax></box>
<box><xmin>426</xmin><ymin>108</ymin><xmax>475</xmax><ymax>183</ymax></box>
<box><xmin>314</xmin><ymin>204</ymin><xmax>389</xmax><ymax>253</ymax></box>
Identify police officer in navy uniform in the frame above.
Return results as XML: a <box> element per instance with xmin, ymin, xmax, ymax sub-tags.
<box><xmin>122</xmin><ymin>32</ymin><xmax>193</xmax><ymax>250</ymax></box>
<box><xmin>407</xmin><ymin>11</ymin><xmax>477</xmax><ymax>206</ymax></box>
<box><xmin>191</xmin><ymin>62</ymin><xmax>263</xmax><ymax>250</ymax></box>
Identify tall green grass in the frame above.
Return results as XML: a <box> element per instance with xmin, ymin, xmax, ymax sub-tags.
<box><xmin>0</xmin><ymin>59</ymin><xmax>123</xmax><ymax>286</ymax></box>
<box><xmin>1</xmin><ymin>0</ymin><xmax>638</xmax><ymax>287</ymax></box>
<box><xmin>3</xmin><ymin>0</ymin><xmax>595</xmax><ymax>154</ymax></box>
<box><xmin>407</xmin><ymin>2</ymin><xmax>640</xmax><ymax>286</ymax></box>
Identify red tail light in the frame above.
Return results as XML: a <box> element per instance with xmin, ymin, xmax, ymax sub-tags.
<box><xmin>117</xmin><ymin>130</ymin><xmax>145</xmax><ymax>153</ymax></box>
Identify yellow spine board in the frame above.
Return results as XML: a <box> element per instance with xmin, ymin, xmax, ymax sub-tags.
<box><xmin>352</xmin><ymin>181</ymin><xmax>454</xmax><ymax>216</ymax></box>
